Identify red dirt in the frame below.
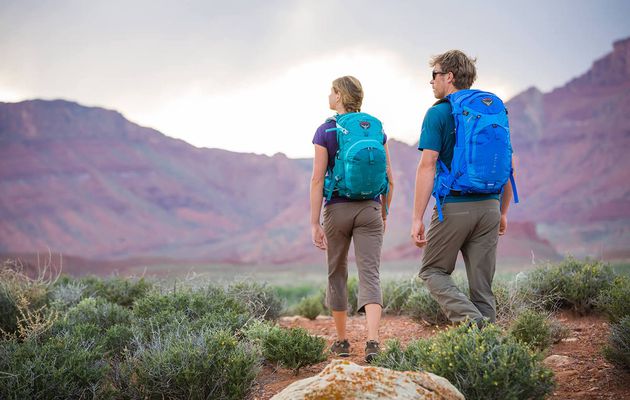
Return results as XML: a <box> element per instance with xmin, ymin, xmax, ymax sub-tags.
<box><xmin>248</xmin><ymin>312</ymin><xmax>630</xmax><ymax>400</ymax></box>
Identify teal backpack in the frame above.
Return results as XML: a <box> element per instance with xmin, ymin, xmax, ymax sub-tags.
<box><xmin>323</xmin><ymin>112</ymin><xmax>389</xmax><ymax>203</ymax></box>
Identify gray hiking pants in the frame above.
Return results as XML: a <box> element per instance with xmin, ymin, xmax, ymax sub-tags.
<box><xmin>323</xmin><ymin>201</ymin><xmax>384</xmax><ymax>313</ymax></box>
<box><xmin>419</xmin><ymin>199</ymin><xmax>501</xmax><ymax>323</ymax></box>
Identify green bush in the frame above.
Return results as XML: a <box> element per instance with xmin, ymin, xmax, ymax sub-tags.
<box><xmin>509</xmin><ymin>310</ymin><xmax>553</xmax><ymax>352</ymax></box>
<box><xmin>548</xmin><ymin>318</ymin><xmax>572</xmax><ymax>344</ymax></box>
<box><xmin>374</xmin><ymin>323</ymin><xmax>555</xmax><ymax>400</ymax></box>
<box><xmin>227</xmin><ymin>280</ymin><xmax>284</xmax><ymax>320</ymax></box>
<box><xmin>0</xmin><ymin>337</ymin><xmax>111</xmax><ymax>399</ymax></box>
<box><xmin>241</xmin><ymin>319</ymin><xmax>275</xmax><ymax>345</ymax></box>
<box><xmin>80</xmin><ymin>276</ymin><xmax>152</xmax><ymax>308</ymax></box>
<box><xmin>347</xmin><ymin>276</ymin><xmax>359</xmax><ymax>314</ymax></box>
<box><xmin>382</xmin><ymin>278</ymin><xmax>416</xmax><ymax>315</ymax></box>
<box><xmin>262</xmin><ymin>326</ymin><xmax>327</xmax><ymax>374</ymax></box>
<box><xmin>48</xmin><ymin>297</ymin><xmax>135</xmax><ymax>357</ymax></box>
<box><xmin>132</xmin><ymin>286</ymin><xmax>251</xmax><ymax>338</ymax></box>
<box><xmin>125</xmin><ymin>328</ymin><xmax>261</xmax><ymax>400</ymax></box>
<box><xmin>273</xmin><ymin>283</ymin><xmax>320</xmax><ymax>310</ymax></box>
<box><xmin>523</xmin><ymin>257</ymin><xmax>615</xmax><ymax>314</ymax></box>
<box><xmin>294</xmin><ymin>294</ymin><xmax>324</xmax><ymax>320</ymax></box>
<box><xmin>49</xmin><ymin>279</ymin><xmax>87</xmax><ymax>310</ymax></box>
<box><xmin>63</xmin><ymin>297</ymin><xmax>133</xmax><ymax>330</ymax></box>
<box><xmin>403</xmin><ymin>284</ymin><xmax>449</xmax><ymax>325</ymax></box>
<box><xmin>596</xmin><ymin>275</ymin><xmax>630</xmax><ymax>323</ymax></box>
<box><xmin>493</xmin><ymin>278</ymin><xmax>534</xmax><ymax>324</ymax></box>
<box><xmin>603</xmin><ymin>316</ymin><xmax>630</xmax><ymax>370</ymax></box>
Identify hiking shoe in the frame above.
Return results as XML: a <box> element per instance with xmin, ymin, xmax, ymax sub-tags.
<box><xmin>330</xmin><ymin>339</ymin><xmax>351</xmax><ymax>357</ymax></box>
<box><xmin>365</xmin><ymin>340</ymin><xmax>380</xmax><ymax>363</ymax></box>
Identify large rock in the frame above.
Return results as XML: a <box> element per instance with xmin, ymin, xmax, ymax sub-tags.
<box><xmin>270</xmin><ymin>359</ymin><xmax>464</xmax><ymax>400</ymax></box>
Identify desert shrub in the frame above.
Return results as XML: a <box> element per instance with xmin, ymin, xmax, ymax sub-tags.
<box><xmin>382</xmin><ymin>278</ymin><xmax>417</xmax><ymax>315</ymax></box>
<box><xmin>493</xmin><ymin>278</ymin><xmax>534</xmax><ymax>324</ymax></box>
<box><xmin>509</xmin><ymin>310</ymin><xmax>553</xmax><ymax>352</ymax></box>
<box><xmin>273</xmin><ymin>283</ymin><xmax>320</xmax><ymax>310</ymax></box>
<box><xmin>347</xmin><ymin>276</ymin><xmax>360</xmax><ymax>314</ymax></box>
<box><xmin>522</xmin><ymin>257</ymin><xmax>615</xmax><ymax>314</ymax></box>
<box><xmin>241</xmin><ymin>319</ymin><xmax>275</xmax><ymax>345</ymax></box>
<box><xmin>294</xmin><ymin>294</ymin><xmax>324</xmax><ymax>320</ymax></box>
<box><xmin>80</xmin><ymin>276</ymin><xmax>152</xmax><ymax>307</ymax></box>
<box><xmin>262</xmin><ymin>326</ymin><xmax>327</xmax><ymax>374</ymax></box>
<box><xmin>548</xmin><ymin>318</ymin><xmax>572</xmax><ymax>344</ymax></box>
<box><xmin>596</xmin><ymin>275</ymin><xmax>630</xmax><ymax>323</ymax></box>
<box><xmin>49</xmin><ymin>279</ymin><xmax>88</xmax><ymax>310</ymax></box>
<box><xmin>0</xmin><ymin>336</ymin><xmax>110</xmax><ymax>399</ymax></box>
<box><xmin>63</xmin><ymin>297</ymin><xmax>132</xmax><ymax>330</ymax></box>
<box><xmin>374</xmin><ymin>323</ymin><xmax>555</xmax><ymax>400</ymax></box>
<box><xmin>132</xmin><ymin>287</ymin><xmax>251</xmax><ymax>339</ymax></box>
<box><xmin>227</xmin><ymin>280</ymin><xmax>283</xmax><ymax>321</ymax></box>
<box><xmin>603</xmin><ymin>316</ymin><xmax>630</xmax><ymax>370</ymax></box>
<box><xmin>48</xmin><ymin>297</ymin><xmax>135</xmax><ymax>357</ymax></box>
<box><xmin>124</xmin><ymin>327</ymin><xmax>261</xmax><ymax>400</ymax></box>
<box><xmin>403</xmin><ymin>284</ymin><xmax>449</xmax><ymax>325</ymax></box>
<box><xmin>0</xmin><ymin>263</ymin><xmax>51</xmax><ymax>337</ymax></box>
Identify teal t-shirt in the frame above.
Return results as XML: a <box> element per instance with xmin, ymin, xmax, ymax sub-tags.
<box><xmin>418</xmin><ymin>101</ymin><xmax>499</xmax><ymax>203</ymax></box>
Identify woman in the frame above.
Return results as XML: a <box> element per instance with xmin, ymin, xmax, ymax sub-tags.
<box><xmin>309</xmin><ymin>76</ymin><xmax>394</xmax><ymax>363</ymax></box>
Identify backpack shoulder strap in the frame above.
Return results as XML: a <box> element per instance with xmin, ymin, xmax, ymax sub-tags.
<box><xmin>433</xmin><ymin>97</ymin><xmax>449</xmax><ymax>106</ymax></box>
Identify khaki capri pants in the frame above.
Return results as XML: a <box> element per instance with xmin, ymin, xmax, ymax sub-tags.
<box><xmin>323</xmin><ymin>201</ymin><xmax>384</xmax><ymax>313</ymax></box>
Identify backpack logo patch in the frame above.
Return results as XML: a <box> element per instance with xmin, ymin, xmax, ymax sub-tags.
<box><xmin>359</xmin><ymin>121</ymin><xmax>371</xmax><ymax>130</ymax></box>
<box><xmin>481</xmin><ymin>98</ymin><xmax>493</xmax><ymax>106</ymax></box>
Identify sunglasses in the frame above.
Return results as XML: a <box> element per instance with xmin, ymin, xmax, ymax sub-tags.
<box><xmin>432</xmin><ymin>70</ymin><xmax>448</xmax><ymax>80</ymax></box>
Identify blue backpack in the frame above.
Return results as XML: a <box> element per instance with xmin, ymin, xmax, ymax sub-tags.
<box><xmin>323</xmin><ymin>112</ymin><xmax>389</xmax><ymax>203</ymax></box>
<box><xmin>433</xmin><ymin>89</ymin><xmax>519</xmax><ymax>221</ymax></box>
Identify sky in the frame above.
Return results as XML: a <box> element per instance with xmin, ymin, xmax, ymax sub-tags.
<box><xmin>1</xmin><ymin>0</ymin><xmax>630</xmax><ymax>158</ymax></box>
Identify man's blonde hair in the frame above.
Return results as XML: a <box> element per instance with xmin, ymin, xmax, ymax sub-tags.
<box><xmin>332</xmin><ymin>76</ymin><xmax>363</xmax><ymax>113</ymax></box>
<box><xmin>430</xmin><ymin>50</ymin><xmax>477</xmax><ymax>89</ymax></box>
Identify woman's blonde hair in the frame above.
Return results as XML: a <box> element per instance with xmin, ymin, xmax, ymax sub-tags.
<box><xmin>332</xmin><ymin>76</ymin><xmax>363</xmax><ymax>113</ymax></box>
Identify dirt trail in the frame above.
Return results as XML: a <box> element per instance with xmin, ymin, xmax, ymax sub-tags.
<box><xmin>248</xmin><ymin>313</ymin><xmax>630</xmax><ymax>400</ymax></box>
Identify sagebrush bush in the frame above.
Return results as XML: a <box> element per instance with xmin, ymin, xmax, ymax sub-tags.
<box><xmin>493</xmin><ymin>278</ymin><xmax>536</xmax><ymax>324</ymax></box>
<box><xmin>0</xmin><ymin>336</ymin><xmax>111</xmax><ymax>399</ymax></box>
<box><xmin>125</xmin><ymin>327</ymin><xmax>261</xmax><ymax>400</ymax></box>
<box><xmin>603</xmin><ymin>316</ymin><xmax>630</xmax><ymax>370</ymax></box>
<box><xmin>262</xmin><ymin>326</ymin><xmax>327</xmax><ymax>374</ymax></box>
<box><xmin>374</xmin><ymin>323</ymin><xmax>555</xmax><ymax>400</ymax></box>
<box><xmin>132</xmin><ymin>286</ymin><xmax>251</xmax><ymax>338</ymax></box>
<box><xmin>596</xmin><ymin>275</ymin><xmax>630</xmax><ymax>323</ymax></box>
<box><xmin>49</xmin><ymin>279</ymin><xmax>87</xmax><ymax>310</ymax></box>
<box><xmin>273</xmin><ymin>283</ymin><xmax>319</xmax><ymax>310</ymax></box>
<box><xmin>523</xmin><ymin>257</ymin><xmax>615</xmax><ymax>314</ymax></box>
<box><xmin>80</xmin><ymin>276</ymin><xmax>152</xmax><ymax>307</ymax></box>
<box><xmin>403</xmin><ymin>284</ymin><xmax>449</xmax><ymax>325</ymax></box>
<box><xmin>382</xmin><ymin>278</ymin><xmax>416</xmax><ymax>315</ymax></box>
<box><xmin>548</xmin><ymin>318</ymin><xmax>572</xmax><ymax>344</ymax></box>
<box><xmin>347</xmin><ymin>276</ymin><xmax>359</xmax><ymax>314</ymax></box>
<box><xmin>241</xmin><ymin>319</ymin><xmax>275</xmax><ymax>345</ymax></box>
<box><xmin>228</xmin><ymin>280</ymin><xmax>284</xmax><ymax>320</ymax></box>
<box><xmin>294</xmin><ymin>294</ymin><xmax>324</xmax><ymax>320</ymax></box>
<box><xmin>509</xmin><ymin>310</ymin><xmax>553</xmax><ymax>352</ymax></box>
<box><xmin>63</xmin><ymin>297</ymin><xmax>133</xmax><ymax>330</ymax></box>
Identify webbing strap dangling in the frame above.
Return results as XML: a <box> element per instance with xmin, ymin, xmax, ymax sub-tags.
<box><xmin>509</xmin><ymin>171</ymin><xmax>519</xmax><ymax>204</ymax></box>
<box><xmin>433</xmin><ymin>191</ymin><xmax>445</xmax><ymax>222</ymax></box>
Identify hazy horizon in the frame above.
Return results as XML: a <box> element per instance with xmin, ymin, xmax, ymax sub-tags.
<box><xmin>2</xmin><ymin>0</ymin><xmax>630</xmax><ymax>157</ymax></box>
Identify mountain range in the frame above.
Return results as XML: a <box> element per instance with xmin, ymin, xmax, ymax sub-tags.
<box><xmin>1</xmin><ymin>37</ymin><xmax>628</xmax><ymax>270</ymax></box>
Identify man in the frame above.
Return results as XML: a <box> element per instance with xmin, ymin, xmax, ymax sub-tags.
<box><xmin>410</xmin><ymin>50</ymin><xmax>513</xmax><ymax>326</ymax></box>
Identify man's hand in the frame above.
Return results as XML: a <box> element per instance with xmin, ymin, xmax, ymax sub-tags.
<box><xmin>411</xmin><ymin>219</ymin><xmax>428</xmax><ymax>247</ymax></box>
<box><xmin>498</xmin><ymin>214</ymin><xmax>508</xmax><ymax>236</ymax></box>
<box><xmin>311</xmin><ymin>223</ymin><xmax>328</xmax><ymax>250</ymax></box>
<box><xmin>382</xmin><ymin>218</ymin><xmax>387</xmax><ymax>232</ymax></box>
